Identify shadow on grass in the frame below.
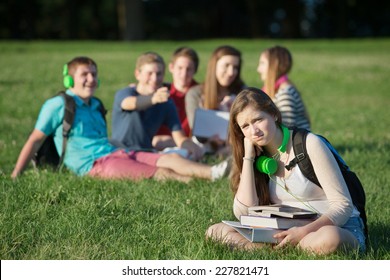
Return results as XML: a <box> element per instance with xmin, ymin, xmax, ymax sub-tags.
<box><xmin>366</xmin><ymin>222</ymin><xmax>390</xmax><ymax>259</ymax></box>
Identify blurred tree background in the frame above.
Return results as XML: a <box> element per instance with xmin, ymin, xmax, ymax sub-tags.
<box><xmin>1</xmin><ymin>0</ymin><xmax>389</xmax><ymax>40</ymax></box>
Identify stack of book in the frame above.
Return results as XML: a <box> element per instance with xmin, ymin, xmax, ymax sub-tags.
<box><xmin>241</xmin><ymin>204</ymin><xmax>318</xmax><ymax>229</ymax></box>
<box><xmin>223</xmin><ymin>204</ymin><xmax>318</xmax><ymax>243</ymax></box>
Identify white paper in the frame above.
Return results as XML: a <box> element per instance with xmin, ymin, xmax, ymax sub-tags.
<box><xmin>192</xmin><ymin>109</ymin><xmax>229</xmax><ymax>141</ymax></box>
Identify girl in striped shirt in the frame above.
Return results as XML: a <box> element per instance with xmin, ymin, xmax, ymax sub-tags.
<box><xmin>257</xmin><ymin>46</ymin><xmax>311</xmax><ymax>130</ymax></box>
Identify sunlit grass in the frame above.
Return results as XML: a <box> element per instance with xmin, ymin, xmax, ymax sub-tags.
<box><xmin>0</xmin><ymin>39</ymin><xmax>389</xmax><ymax>260</ymax></box>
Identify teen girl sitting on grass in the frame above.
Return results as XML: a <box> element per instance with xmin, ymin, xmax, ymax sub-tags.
<box><xmin>206</xmin><ymin>87</ymin><xmax>366</xmax><ymax>255</ymax></box>
<box><xmin>185</xmin><ymin>45</ymin><xmax>245</xmax><ymax>157</ymax></box>
<box><xmin>257</xmin><ymin>45</ymin><xmax>311</xmax><ymax>130</ymax></box>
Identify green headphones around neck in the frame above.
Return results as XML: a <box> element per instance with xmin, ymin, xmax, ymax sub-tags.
<box><xmin>62</xmin><ymin>64</ymin><xmax>100</xmax><ymax>89</ymax></box>
<box><xmin>255</xmin><ymin>124</ymin><xmax>290</xmax><ymax>175</ymax></box>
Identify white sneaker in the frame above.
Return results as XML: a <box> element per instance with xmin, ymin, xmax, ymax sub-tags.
<box><xmin>211</xmin><ymin>159</ymin><xmax>230</xmax><ymax>181</ymax></box>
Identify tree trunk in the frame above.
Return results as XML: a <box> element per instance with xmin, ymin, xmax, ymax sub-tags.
<box><xmin>118</xmin><ymin>0</ymin><xmax>145</xmax><ymax>40</ymax></box>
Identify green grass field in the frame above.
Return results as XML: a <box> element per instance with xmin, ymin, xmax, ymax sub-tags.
<box><xmin>0</xmin><ymin>39</ymin><xmax>389</xmax><ymax>260</ymax></box>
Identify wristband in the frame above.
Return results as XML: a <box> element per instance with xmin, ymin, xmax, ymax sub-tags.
<box><xmin>243</xmin><ymin>157</ymin><xmax>254</xmax><ymax>162</ymax></box>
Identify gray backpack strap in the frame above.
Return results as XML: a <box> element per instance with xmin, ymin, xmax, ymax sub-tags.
<box><xmin>58</xmin><ymin>91</ymin><xmax>76</xmax><ymax>168</ymax></box>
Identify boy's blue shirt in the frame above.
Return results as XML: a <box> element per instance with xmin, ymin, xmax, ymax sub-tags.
<box><xmin>35</xmin><ymin>90</ymin><xmax>117</xmax><ymax>175</ymax></box>
<box><xmin>111</xmin><ymin>86</ymin><xmax>182</xmax><ymax>149</ymax></box>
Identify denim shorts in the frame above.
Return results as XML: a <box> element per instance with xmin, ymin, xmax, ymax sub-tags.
<box><xmin>341</xmin><ymin>216</ymin><xmax>366</xmax><ymax>253</ymax></box>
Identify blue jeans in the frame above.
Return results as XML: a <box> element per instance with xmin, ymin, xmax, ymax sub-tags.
<box><xmin>341</xmin><ymin>216</ymin><xmax>366</xmax><ymax>253</ymax></box>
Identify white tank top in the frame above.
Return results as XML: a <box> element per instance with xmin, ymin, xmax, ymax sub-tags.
<box><xmin>269</xmin><ymin>165</ymin><xmax>359</xmax><ymax>217</ymax></box>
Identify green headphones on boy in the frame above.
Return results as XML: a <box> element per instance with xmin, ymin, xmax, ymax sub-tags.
<box><xmin>62</xmin><ymin>64</ymin><xmax>100</xmax><ymax>88</ymax></box>
<box><xmin>255</xmin><ymin>125</ymin><xmax>290</xmax><ymax>175</ymax></box>
<box><xmin>63</xmin><ymin>64</ymin><xmax>74</xmax><ymax>88</ymax></box>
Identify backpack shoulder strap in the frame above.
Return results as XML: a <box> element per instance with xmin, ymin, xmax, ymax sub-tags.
<box><xmin>287</xmin><ymin>129</ymin><xmax>368</xmax><ymax>241</ymax></box>
<box><xmin>286</xmin><ymin>128</ymin><xmax>321</xmax><ymax>187</ymax></box>
<box><xmin>58</xmin><ymin>91</ymin><xmax>76</xmax><ymax>168</ymax></box>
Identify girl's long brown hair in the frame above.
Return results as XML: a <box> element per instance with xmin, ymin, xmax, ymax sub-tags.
<box><xmin>229</xmin><ymin>87</ymin><xmax>282</xmax><ymax>205</ymax></box>
<box><xmin>262</xmin><ymin>45</ymin><xmax>292</xmax><ymax>99</ymax></box>
<box><xmin>203</xmin><ymin>45</ymin><xmax>244</xmax><ymax>109</ymax></box>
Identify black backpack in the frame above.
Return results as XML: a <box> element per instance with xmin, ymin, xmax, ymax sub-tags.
<box><xmin>31</xmin><ymin>91</ymin><xmax>107</xmax><ymax>169</ymax></box>
<box><xmin>285</xmin><ymin>128</ymin><xmax>368</xmax><ymax>242</ymax></box>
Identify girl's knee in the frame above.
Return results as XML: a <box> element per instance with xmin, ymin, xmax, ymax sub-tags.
<box><xmin>299</xmin><ymin>226</ymin><xmax>342</xmax><ymax>255</ymax></box>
